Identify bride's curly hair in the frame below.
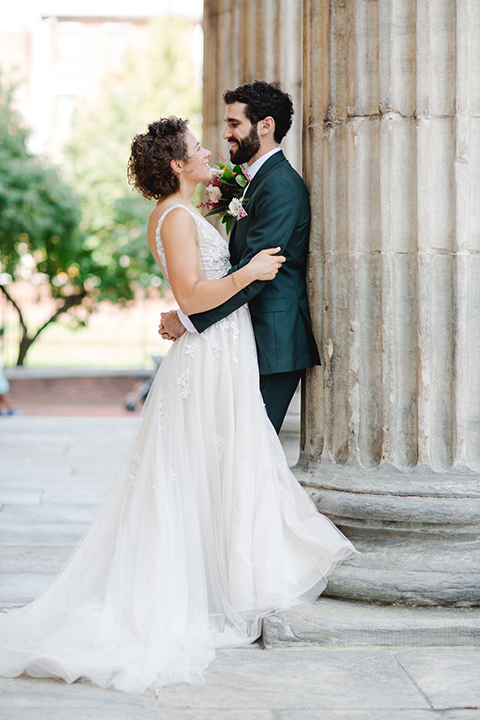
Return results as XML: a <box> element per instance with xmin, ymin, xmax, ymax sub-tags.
<box><xmin>127</xmin><ymin>117</ymin><xmax>189</xmax><ymax>200</ymax></box>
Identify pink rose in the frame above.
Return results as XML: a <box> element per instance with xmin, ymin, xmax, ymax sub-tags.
<box><xmin>207</xmin><ymin>185</ymin><xmax>222</xmax><ymax>203</ymax></box>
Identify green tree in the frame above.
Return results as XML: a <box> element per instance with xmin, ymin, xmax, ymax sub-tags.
<box><xmin>0</xmin><ymin>79</ymin><xmax>91</xmax><ymax>365</ymax></box>
<box><xmin>63</xmin><ymin>15</ymin><xmax>202</xmax><ymax>298</ymax></box>
<box><xmin>0</xmin><ymin>16</ymin><xmax>202</xmax><ymax>365</ymax></box>
<box><xmin>0</xmin><ymin>77</ymin><xmax>157</xmax><ymax>366</ymax></box>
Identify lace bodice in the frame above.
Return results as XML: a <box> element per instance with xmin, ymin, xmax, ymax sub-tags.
<box><xmin>155</xmin><ymin>204</ymin><xmax>231</xmax><ymax>283</ymax></box>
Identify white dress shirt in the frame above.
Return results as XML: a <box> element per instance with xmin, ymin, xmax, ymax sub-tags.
<box><xmin>244</xmin><ymin>146</ymin><xmax>281</xmax><ymax>183</ymax></box>
<box><xmin>178</xmin><ymin>146</ymin><xmax>282</xmax><ymax>334</ymax></box>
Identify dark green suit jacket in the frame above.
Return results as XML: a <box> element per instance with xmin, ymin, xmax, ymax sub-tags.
<box><xmin>189</xmin><ymin>150</ymin><xmax>320</xmax><ymax>375</ymax></box>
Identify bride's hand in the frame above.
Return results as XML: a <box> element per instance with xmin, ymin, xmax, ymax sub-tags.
<box><xmin>248</xmin><ymin>247</ymin><xmax>286</xmax><ymax>281</ymax></box>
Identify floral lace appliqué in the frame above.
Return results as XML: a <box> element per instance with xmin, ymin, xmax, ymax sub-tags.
<box><xmin>155</xmin><ymin>205</ymin><xmax>230</xmax><ymax>286</ymax></box>
<box><xmin>158</xmin><ymin>392</ymin><xmax>166</xmax><ymax>431</ymax></box>
<box><xmin>216</xmin><ymin>435</ymin><xmax>226</xmax><ymax>461</ymax></box>
<box><xmin>185</xmin><ymin>342</ymin><xmax>197</xmax><ymax>359</ymax></box>
<box><xmin>212</xmin><ymin>341</ymin><xmax>221</xmax><ymax>360</ymax></box>
<box><xmin>129</xmin><ymin>454</ymin><xmax>141</xmax><ymax>486</ymax></box>
<box><xmin>230</xmin><ymin>319</ymin><xmax>239</xmax><ymax>342</ymax></box>
<box><xmin>215</xmin><ymin>317</ymin><xmax>240</xmax><ymax>342</ymax></box>
<box><xmin>177</xmin><ymin>369</ymin><xmax>191</xmax><ymax>399</ymax></box>
<box><xmin>194</xmin><ymin>215</ymin><xmax>230</xmax><ymax>280</ymax></box>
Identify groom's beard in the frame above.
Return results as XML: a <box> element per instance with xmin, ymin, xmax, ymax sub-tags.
<box><xmin>228</xmin><ymin>125</ymin><xmax>261</xmax><ymax>164</ymax></box>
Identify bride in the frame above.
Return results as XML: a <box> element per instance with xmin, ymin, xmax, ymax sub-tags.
<box><xmin>0</xmin><ymin>118</ymin><xmax>357</xmax><ymax>694</ymax></box>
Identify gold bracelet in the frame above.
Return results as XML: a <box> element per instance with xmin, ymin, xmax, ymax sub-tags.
<box><xmin>232</xmin><ymin>272</ymin><xmax>246</xmax><ymax>291</ymax></box>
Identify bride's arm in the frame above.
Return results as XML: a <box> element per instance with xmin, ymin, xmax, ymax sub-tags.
<box><xmin>157</xmin><ymin>208</ymin><xmax>284</xmax><ymax>316</ymax></box>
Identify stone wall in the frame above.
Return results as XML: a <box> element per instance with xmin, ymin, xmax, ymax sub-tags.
<box><xmin>300</xmin><ymin>0</ymin><xmax>480</xmax><ymax>606</ymax></box>
<box><xmin>302</xmin><ymin>0</ymin><xmax>480</xmax><ymax>473</ymax></box>
<box><xmin>6</xmin><ymin>369</ymin><xmax>151</xmax><ymax>406</ymax></box>
<box><xmin>202</xmin><ymin>0</ymin><xmax>480</xmax><ymax>606</ymax></box>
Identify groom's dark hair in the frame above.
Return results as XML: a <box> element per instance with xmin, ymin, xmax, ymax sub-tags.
<box><xmin>223</xmin><ymin>81</ymin><xmax>294</xmax><ymax>144</ymax></box>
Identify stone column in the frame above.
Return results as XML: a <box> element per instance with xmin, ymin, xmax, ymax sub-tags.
<box><xmin>300</xmin><ymin>0</ymin><xmax>480</xmax><ymax>606</ymax></box>
<box><xmin>202</xmin><ymin>0</ymin><xmax>241</xmax><ymax>161</ymax></box>
<box><xmin>203</xmin><ymin>0</ymin><xmax>302</xmax><ymax>170</ymax></box>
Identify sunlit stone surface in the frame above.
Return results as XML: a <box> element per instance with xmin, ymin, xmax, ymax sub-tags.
<box><xmin>300</xmin><ymin>0</ymin><xmax>480</xmax><ymax>606</ymax></box>
<box><xmin>202</xmin><ymin>0</ymin><xmax>480</xmax><ymax>610</ymax></box>
<box><xmin>203</xmin><ymin>0</ymin><xmax>302</xmax><ymax>170</ymax></box>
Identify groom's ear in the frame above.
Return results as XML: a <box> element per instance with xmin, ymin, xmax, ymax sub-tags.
<box><xmin>258</xmin><ymin>116</ymin><xmax>275</xmax><ymax>136</ymax></box>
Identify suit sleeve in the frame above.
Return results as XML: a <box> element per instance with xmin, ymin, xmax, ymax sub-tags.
<box><xmin>189</xmin><ymin>178</ymin><xmax>299</xmax><ymax>333</ymax></box>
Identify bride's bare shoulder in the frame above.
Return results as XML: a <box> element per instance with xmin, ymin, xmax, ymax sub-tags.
<box><xmin>149</xmin><ymin>202</ymin><xmax>192</xmax><ymax>228</ymax></box>
<box><xmin>147</xmin><ymin>202</ymin><xmax>196</xmax><ymax>251</ymax></box>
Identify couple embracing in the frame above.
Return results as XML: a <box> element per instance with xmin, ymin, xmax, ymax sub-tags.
<box><xmin>0</xmin><ymin>81</ymin><xmax>357</xmax><ymax>694</ymax></box>
<box><xmin>159</xmin><ymin>80</ymin><xmax>319</xmax><ymax>434</ymax></box>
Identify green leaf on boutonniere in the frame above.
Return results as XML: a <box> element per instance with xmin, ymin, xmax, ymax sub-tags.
<box><xmin>223</xmin><ymin>214</ymin><xmax>234</xmax><ymax>236</ymax></box>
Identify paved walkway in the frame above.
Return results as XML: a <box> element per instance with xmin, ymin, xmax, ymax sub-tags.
<box><xmin>0</xmin><ymin>416</ymin><xmax>479</xmax><ymax>720</ymax></box>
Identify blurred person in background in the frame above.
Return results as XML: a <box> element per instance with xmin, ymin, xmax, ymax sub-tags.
<box><xmin>0</xmin><ymin>329</ymin><xmax>19</xmax><ymax>417</ymax></box>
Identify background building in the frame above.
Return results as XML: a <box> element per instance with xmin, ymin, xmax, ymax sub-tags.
<box><xmin>0</xmin><ymin>1</ymin><xmax>203</xmax><ymax>368</ymax></box>
<box><xmin>0</xmin><ymin>0</ymin><xmax>203</xmax><ymax>159</ymax></box>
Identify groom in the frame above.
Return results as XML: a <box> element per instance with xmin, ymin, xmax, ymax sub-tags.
<box><xmin>159</xmin><ymin>80</ymin><xmax>320</xmax><ymax>433</ymax></box>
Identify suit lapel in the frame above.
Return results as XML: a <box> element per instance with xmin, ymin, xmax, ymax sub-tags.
<box><xmin>244</xmin><ymin>150</ymin><xmax>286</xmax><ymax>202</ymax></box>
<box><xmin>229</xmin><ymin>151</ymin><xmax>287</xmax><ymax>261</ymax></box>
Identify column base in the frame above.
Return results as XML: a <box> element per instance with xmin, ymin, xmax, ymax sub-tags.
<box><xmin>295</xmin><ymin>463</ymin><xmax>480</xmax><ymax>606</ymax></box>
<box><xmin>262</xmin><ymin>598</ymin><xmax>480</xmax><ymax>648</ymax></box>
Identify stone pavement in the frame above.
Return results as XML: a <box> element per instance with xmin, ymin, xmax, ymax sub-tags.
<box><xmin>0</xmin><ymin>416</ymin><xmax>479</xmax><ymax>720</ymax></box>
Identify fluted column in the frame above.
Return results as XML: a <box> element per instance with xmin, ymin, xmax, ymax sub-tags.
<box><xmin>202</xmin><ymin>0</ymin><xmax>241</xmax><ymax>161</ymax></box>
<box><xmin>300</xmin><ymin>0</ymin><xmax>480</xmax><ymax>605</ymax></box>
<box><xmin>203</xmin><ymin>0</ymin><xmax>302</xmax><ymax>170</ymax></box>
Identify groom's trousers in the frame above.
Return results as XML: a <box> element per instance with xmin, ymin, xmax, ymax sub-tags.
<box><xmin>260</xmin><ymin>370</ymin><xmax>305</xmax><ymax>434</ymax></box>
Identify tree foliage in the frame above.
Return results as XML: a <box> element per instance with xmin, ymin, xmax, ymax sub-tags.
<box><xmin>0</xmin><ymin>78</ymin><xmax>93</xmax><ymax>365</ymax></box>
<box><xmin>63</xmin><ymin>15</ymin><xmax>202</xmax><ymax>300</ymax></box>
<box><xmin>0</xmin><ymin>15</ymin><xmax>202</xmax><ymax>365</ymax></box>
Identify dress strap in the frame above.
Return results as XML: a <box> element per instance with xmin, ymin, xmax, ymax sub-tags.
<box><xmin>155</xmin><ymin>204</ymin><xmax>207</xmax><ymax>282</ymax></box>
<box><xmin>157</xmin><ymin>203</ymin><xmax>198</xmax><ymax>229</ymax></box>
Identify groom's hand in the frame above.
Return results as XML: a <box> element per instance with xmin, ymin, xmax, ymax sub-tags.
<box><xmin>158</xmin><ymin>310</ymin><xmax>186</xmax><ymax>342</ymax></box>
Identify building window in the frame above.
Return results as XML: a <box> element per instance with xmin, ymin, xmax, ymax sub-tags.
<box><xmin>104</xmin><ymin>23</ymin><xmax>129</xmax><ymax>71</ymax></box>
<box><xmin>55</xmin><ymin>95</ymin><xmax>75</xmax><ymax>141</ymax></box>
<box><xmin>55</xmin><ymin>22</ymin><xmax>81</xmax><ymax>69</ymax></box>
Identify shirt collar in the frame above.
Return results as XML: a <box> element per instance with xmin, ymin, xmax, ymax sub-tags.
<box><xmin>247</xmin><ymin>147</ymin><xmax>282</xmax><ymax>181</ymax></box>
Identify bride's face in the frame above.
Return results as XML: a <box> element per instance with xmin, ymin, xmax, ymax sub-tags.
<box><xmin>181</xmin><ymin>131</ymin><xmax>212</xmax><ymax>184</ymax></box>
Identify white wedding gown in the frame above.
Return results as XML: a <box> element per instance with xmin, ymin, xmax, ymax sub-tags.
<box><xmin>0</xmin><ymin>205</ymin><xmax>357</xmax><ymax>694</ymax></box>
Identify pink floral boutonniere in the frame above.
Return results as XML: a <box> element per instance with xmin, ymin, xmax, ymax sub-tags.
<box><xmin>227</xmin><ymin>197</ymin><xmax>248</xmax><ymax>220</ymax></box>
<box><xmin>236</xmin><ymin>204</ymin><xmax>248</xmax><ymax>220</ymax></box>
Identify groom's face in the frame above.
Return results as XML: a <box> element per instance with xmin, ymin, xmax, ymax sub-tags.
<box><xmin>223</xmin><ymin>103</ymin><xmax>261</xmax><ymax>165</ymax></box>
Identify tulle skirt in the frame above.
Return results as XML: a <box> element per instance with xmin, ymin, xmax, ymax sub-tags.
<box><xmin>0</xmin><ymin>306</ymin><xmax>357</xmax><ymax>693</ymax></box>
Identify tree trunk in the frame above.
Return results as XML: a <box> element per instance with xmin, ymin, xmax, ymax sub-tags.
<box><xmin>1</xmin><ymin>284</ymin><xmax>87</xmax><ymax>366</ymax></box>
<box><xmin>16</xmin><ymin>333</ymin><xmax>35</xmax><ymax>366</ymax></box>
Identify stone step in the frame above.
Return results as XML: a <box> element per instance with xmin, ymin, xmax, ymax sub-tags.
<box><xmin>262</xmin><ymin>598</ymin><xmax>480</xmax><ymax>648</ymax></box>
